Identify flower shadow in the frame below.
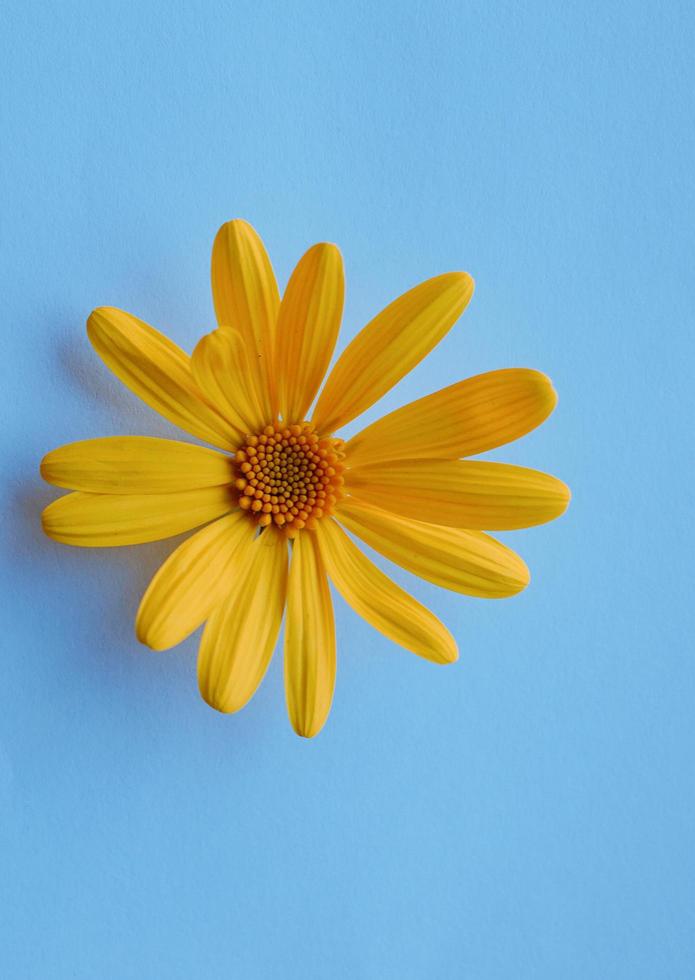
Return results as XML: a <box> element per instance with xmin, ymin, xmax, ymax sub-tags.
<box><xmin>11</xmin><ymin>477</ymin><xmax>180</xmax><ymax>669</ymax></box>
<box><xmin>9</xmin><ymin>319</ymin><xmax>281</xmax><ymax>750</ymax></box>
<box><xmin>55</xmin><ymin>329</ymin><xmax>179</xmax><ymax>439</ymax></box>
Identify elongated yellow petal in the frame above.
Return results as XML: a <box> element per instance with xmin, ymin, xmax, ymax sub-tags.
<box><xmin>284</xmin><ymin>532</ymin><xmax>335</xmax><ymax>738</ymax></box>
<box><xmin>336</xmin><ymin>498</ymin><xmax>529</xmax><ymax>597</ymax></box>
<box><xmin>42</xmin><ymin>485</ymin><xmax>235</xmax><ymax>547</ymax></box>
<box><xmin>275</xmin><ymin>243</ymin><xmax>344</xmax><ymax>421</ymax></box>
<box><xmin>198</xmin><ymin>529</ymin><xmax>288</xmax><ymax>713</ymax></box>
<box><xmin>87</xmin><ymin>307</ymin><xmax>235</xmax><ymax>450</ymax></box>
<box><xmin>345</xmin><ymin>368</ymin><xmax>557</xmax><ymax>466</ymax></box>
<box><xmin>312</xmin><ymin>272</ymin><xmax>474</xmax><ymax>434</ymax></box>
<box><xmin>191</xmin><ymin>328</ymin><xmax>272</xmax><ymax>436</ymax></box>
<box><xmin>40</xmin><ymin>437</ymin><xmax>233</xmax><ymax>494</ymax></box>
<box><xmin>211</xmin><ymin>219</ymin><xmax>280</xmax><ymax>413</ymax></box>
<box><xmin>345</xmin><ymin>460</ymin><xmax>570</xmax><ymax>530</ymax></box>
<box><xmin>136</xmin><ymin>511</ymin><xmax>254</xmax><ymax>651</ymax></box>
<box><xmin>317</xmin><ymin>519</ymin><xmax>457</xmax><ymax>664</ymax></box>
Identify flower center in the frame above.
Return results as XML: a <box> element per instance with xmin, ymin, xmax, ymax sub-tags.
<box><xmin>233</xmin><ymin>423</ymin><xmax>345</xmax><ymax>537</ymax></box>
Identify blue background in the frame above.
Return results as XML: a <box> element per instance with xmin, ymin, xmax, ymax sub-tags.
<box><xmin>2</xmin><ymin>2</ymin><xmax>694</xmax><ymax>977</ymax></box>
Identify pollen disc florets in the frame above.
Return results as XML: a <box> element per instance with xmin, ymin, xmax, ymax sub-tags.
<box><xmin>233</xmin><ymin>422</ymin><xmax>345</xmax><ymax>537</ymax></box>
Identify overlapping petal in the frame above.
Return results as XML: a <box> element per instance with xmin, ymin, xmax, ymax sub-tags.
<box><xmin>211</xmin><ymin>219</ymin><xmax>280</xmax><ymax>412</ymax></box>
<box><xmin>344</xmin><ymin>369</ymin><xmax>557</xmax><ymax>466</ymax></box>
<box><xmin>191</xmin><ymin>328</ymin><xmax>272</xmax><ymax>436</ymax></box>
<box><xmin>87</xmin><ymin>307</ymin><xmax>235</xmax><ymax>450</ymax></box>
<box><xmin>336</xmin><ymin>498</ymin><xmax>529</xmax><ymax>597</ymax></box>
<box><xmin>41</xmin><ymin>485</ymin><xmax>235</xmax><ymax>547</ymax></box>
<box><xmin>345</xmin><ymin>460</ymin><xmax>570</xmax><ymax>530</ymax></box>
<box><xmin>198</xmin><ymin>528</ymin><xmax>288</xmax><ymax>713</ymax></box>
<box><xmin>40</xmin><ymin>437</ymin><xmax>233</xmax><ymax>494</ymax></box>
<box><xmin>312</xmin><ymin>272</ymin><xmax>474</xmax><ymax>434</ymax></box>
<box><xmin>317</xmin><ymin>519</ymin><xmax>457</xmax><ymax>664</ymax></box>
<box><xmin>136</xmin><ymin>511</ymin><xmax>254</xmax><ymax>651</ymax></box>
<box><xmin>275</xmin><ymin>243</ymin><xmax>344</xmax><ymax>421</ymax></box>
<box><xmin>284</xmin><ymin>531</ymin><xmax>336</xmax><ymax>738</ymax></box>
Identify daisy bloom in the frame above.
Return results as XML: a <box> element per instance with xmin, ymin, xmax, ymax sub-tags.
<box><xmin>41</xmin><ymin>220</ymin><xmax>570</xmax><ymax>737</ymax></box>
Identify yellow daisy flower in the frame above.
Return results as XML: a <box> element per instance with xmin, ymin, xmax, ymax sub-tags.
<box><xmin>41</xmin><ymin>220</ymin><xmax>570</xmax><ymax>737</ymax></box>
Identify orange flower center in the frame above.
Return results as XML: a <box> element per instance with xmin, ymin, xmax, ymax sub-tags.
<box><xmin>233</xmin><ymin>423</ymin><xmax>345</xmax><ymax>537</ymax></box>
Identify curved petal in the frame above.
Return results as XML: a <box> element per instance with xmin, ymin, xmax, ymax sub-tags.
<box><xmin>211</xmin><ymin>219</ymin><xmax>280</xmax><ymax>413</ymax></box>
<box><xmin>344</xmin><ymin>369</ymin><xmax>557</xmax><ymax>466</ymax></box>
<box><xmin>317</xmin><ymin>519</ymin><xmax>457</xmax><ymax>664</ymax></box>
<box><xmin>87</xmin><ymin>307</ymin><xmax>235</xmax><ymax>450</ymax></box>
<box><xmin>191</xmin><ymin>328</ymin><xmax>272</xmax><ymax>436</ymax></box>
<box><xmin>40</xmin><ymin>437</ymin><xmax>233</xmax><ymax>494</ymax></box>
<box><xmin>312</xmin><ymin>272</ymin><xmax>474</xmax><ymax>434</ymax></box>
<box><xmin>136</xmin><ymin>511</ymin><xmax>254</xmax><ymax>651</ymax></box>
<box><xmin>275</xmin><ymin>243</ymin><xmax>344</xmax><ymax>422</ymax></box>
<box><xmin>345</xmin><ymin>460</ymin><xmax>570</xmax><ymax>530</ymax></box>
<box><xmin>198</xmin><ymin>528</ymin><xmax>288</xmax><ymax>713</ymax></box>
<box><xmin>41</xmin><ymin>485</ymin><xmax>235</xmax><ymax>547</ymax></box>
<box><xmin>336</xmin><ymin>498</ymin><xmax>529</xmax><ymax>597</ymax></box>
<box><xmin>284</xmin><ymin>531</ymin><xmax>336</xmax><ymax>738</ymax></box>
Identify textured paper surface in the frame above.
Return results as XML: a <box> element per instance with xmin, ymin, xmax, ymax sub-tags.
<box><xmin>2</xmin><ymin>1</ymin><xmax>693</xmax><ymax>977</ymax></box>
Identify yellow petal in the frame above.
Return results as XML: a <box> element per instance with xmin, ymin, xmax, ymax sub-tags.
<box><xmin>40</xmin><ymin>437</ymin><xmax>233</xmax><ymax>494</ymax></box>
<box><xmin>198</xmin><ymin>528</ymin><xmax>288</xmax><ymax>713</ymax></box>
<box><xmin>345</xmin><ymin>368</ymin><xmax>557</xmax><ymax>466</ymax></box>
<box><xmin>211</xmin><ymin>219</ymin><xmax>280</xmax><ymax>413</ymax></box>
<box><xmin>42</xmin><ymin>485</ymin><xmax>235</xmax><ymax>547</ymax></box>
<box><xmin>317</xmin><ymin>519</ymin><xmax>457</xmax><ymax>664</ymax></box>
<box><xmin>345</xmin><ymin>460</ymin><xmax>570</xmax><ymax>530</ymax></box>
<box><xmin>136</xmin><ymin>511</ymin><xmax>254</xmax><ymax>651</ymax></box>
<box><xmin>284</xmin><ymin>531</ymin><xmax>336</xmax><ymax>738</ymax></box>
<box><xmin>191</xmin><ymin>328</ymin><xmax>272</xmax><ymax>436</ymax></box>
<box><xmin>336</xmin><ymin>498</ymin><xmax>529</xmax><ymax>598</ymax></box>
<box><xmin>87</xmin><ymin>307</ymin><xmax>235</xmax><ymax>450</ymax></box>
<box><xmin>275</xmin><ymin>243</ymin><xmax>344</xmax><ymax>421</ymax></box>
<box><xmin>312</xmin><ymin>272</ymin><xmax>474</xmax><ymax>434</ymax></box>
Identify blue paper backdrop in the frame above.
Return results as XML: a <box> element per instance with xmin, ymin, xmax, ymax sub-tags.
<box><xmin>2</xmin><ymin>2</ymin><xmax>694</xmax><ymax>977</ymax></box>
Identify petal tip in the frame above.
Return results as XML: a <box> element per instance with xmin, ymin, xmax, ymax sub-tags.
<box><xmin>213</xmin><ymin>219</ymin><xmax>266</xmax><ymax>255</ymax></box>
<box><xmin>504</xmin><ymin>548</ymin><xmax>532</xmax><ymax>596</ymax></box>
<box><xmin>547</xmin><ymin>383</ymin><xmax>559</xmax><ymax>413</ymax></box>
<box><xmin>450</xmin><ymin>270</ymin><xmax>475</xmax><ymax>298</ymax></box>
<box><xmin>198</xmin><ymin>686</ymin><xmax>234</xmax><ymax>715</ymax></box>
<box><xmin>39</xmin><ymin>453</ymin><xmax>52</xmax><ymax>483</ymax></box>
<box><xmin>87</xmin><ymin>305</ymin><xmax>119</xmax><ymax>327</ymax></box>
<box><xmin>40</xmin><ymin>505</ymin><xmax>53</xmax><ymax>539</ymax></box>
<box><xmin>557</xmin><ymin>479</ymin><xmax>572</xmax><ymax>513</ymax></box>
<box><xmin>308</xmin><ymin>240</ymin><xmax>342</xmax><ymax>255</ymax></box>
<box><xmin>441</xmin><ymin>643</ymin><xmax>459</xmax><ymax>665</ymax></box>
<box><xmin>433</xmin><ymin>271</ymin><xmax>474</xmax><ymax>318</ymax></box>
<box><xmin>86</xmin><ymin>306</ymin><xmax>122</xmax><ymax>345</ymax></box>
<box><xmin>292</xmin><ymin>722</ymin><xmax>323</xmax><ymax>739</ymax></box>
<box><xmin>516</xmin><ymin>563</ymin><xmax>532</xmax><ymax>594</ymax></box>
<box><xmin>533</xmin><ymin>372</ymin><xmax>559</xmax><ymax>416</ymax></box>
<box><xmin>287</xmin><ymin>703</ymin><xmax>330</xmax><ymax>739</ymax></box>
<box><xmin>215</xmin><ymin>217</ymin><xmax>255</xmax><ymax>237</ymax></box>
<box><xmin>134</xmin><ymin>616</ymin><xmax>168</xmax><ymax>652</ymax></box>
